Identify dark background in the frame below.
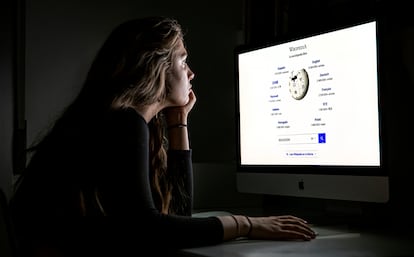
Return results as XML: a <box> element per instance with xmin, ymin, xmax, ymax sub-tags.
<box><xmin>1</xmin><ymin>0</ymin><xmax>413</xmax><ymax>225</ymax></box>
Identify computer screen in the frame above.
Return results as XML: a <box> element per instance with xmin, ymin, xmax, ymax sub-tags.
<box><xmin>235</xmin><ymin>20</ymin><xmax>389</xmax><ymax>203</ymax></box>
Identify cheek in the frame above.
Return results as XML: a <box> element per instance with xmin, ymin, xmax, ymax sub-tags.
<box><xmin>166</xmin><ymin>73</ymin><xmax>189</xmax><ymax>105</ymax></box>
<box><xmin>167</xmin><ymin>86</ymin><xmax>189</xmax><ymax>105</ymax></box>
<box><xmin>172</xmin><ymin>90</ymin><xmax>189</xmax><ymax>105</ymax></box>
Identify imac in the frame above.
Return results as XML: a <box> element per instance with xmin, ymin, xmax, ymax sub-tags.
<box><xmin>234</xmin><ymin>20</ymin><xmax>389</xmax><ymax>204</ymax></box>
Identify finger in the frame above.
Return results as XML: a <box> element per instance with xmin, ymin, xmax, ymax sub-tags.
<box><xmin>272</xmin><ymin>217</ymin><xmax>310</xmax><ymax>230</ymax></box>
<box><xmin>273</xmin><ymin>215</ymin><xmax>309</xmax><ymax>223</ymax></box>
<box><xmin>278</xmin><ymin>215</ymin><xmax>309</xmax><ymax>226</ymax></box>
<box><xmin>281</xmin><ymin>223</ymin><xmax>316</xmax><ymax>238</ymax></box>
<box><xmin>282</xmin><ymin>230</ymin><xmax>314</xmax><ymax>241</ymax></box>
<box><xmin>281</xmin><ymin>217</ymin><xmax>311</xmax><ymax>227</ymax></box>
<box><xmin>288</xmin><ymin>221</ymin><xmax>316</xmax><ymax>236</ymax></box>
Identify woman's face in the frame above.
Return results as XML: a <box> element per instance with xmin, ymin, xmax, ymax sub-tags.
<box><xmin>165</xmin><ymin>39</ymin><xmax>195</xmax><ymax>106</ymax></box>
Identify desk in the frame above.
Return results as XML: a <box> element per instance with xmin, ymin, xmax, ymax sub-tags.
<box><xmin>179</xmin><ymin>226</ymin><xmax>414</xmax><ymax>257</ymax></box>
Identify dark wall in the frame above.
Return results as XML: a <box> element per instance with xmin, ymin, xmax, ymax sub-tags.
<box><xmin>0</xmin><ymin>0</ymin><xmax>15</xmax><ymax>198</ymax></box>
<box><xmin>23</xmin><ymin>0</ymin><xmax>243</xmax><ymax>165</ymax></box>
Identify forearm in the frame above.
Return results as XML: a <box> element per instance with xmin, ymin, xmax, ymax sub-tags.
<box><xmin>167</xmin><ymin>124</ymin><xmax>189</xmax><ymax>150</ymax></box>
<box><xmin>167</xmin><ymin>149</ymin><xmax>193</xmax><ymax>216</ymax></box>
<box><xmin>165</xmin><ymin>108</ymin><xmax>190</xmax><ymax>150</ymax></box>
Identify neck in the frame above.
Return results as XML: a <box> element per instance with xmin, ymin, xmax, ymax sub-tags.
<box><xmin>133</xmin><ymin>103</ymin><xmax>163</xmax><ymax>123</ymax></box>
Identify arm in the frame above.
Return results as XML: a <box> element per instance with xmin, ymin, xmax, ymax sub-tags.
<box><xmin>218</xmin><ymin>215</ymin><xmax>316</xmax><ymax>241</ymax></box>
<box><xmin>99</xmin><ymin>108</ymin><xmax>224</xmax><ymax>248</ymax></box>
<box><xmin>163</xmin><ymin>91</ymin><xmax>316</xmax><ymax>242</ymax></box>
<box><xmin>164</xmin><ymin>90</ymin><xmax>196</xmax><ymax>150</ymax></box>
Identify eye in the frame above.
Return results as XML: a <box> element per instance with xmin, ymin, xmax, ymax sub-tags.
<box><xmin>181</xmin><ymin>55</ymin><xmax>190</xmax><ymax>67</ymax></box>
<box><xmin>182</xmin><ymin>58</ymin><xmax>188</xmax><ymax>67</ymax></box>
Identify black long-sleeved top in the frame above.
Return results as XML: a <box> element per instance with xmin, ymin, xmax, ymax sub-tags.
<box><xmin>10</xmin><ymin>108</ymin><xmax>223</xmax><ymax>256</ymax></box>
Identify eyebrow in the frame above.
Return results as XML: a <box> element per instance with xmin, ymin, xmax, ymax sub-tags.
<box><xmin>179</xmin><ymin>50</ymin><xmax>188</xmax><ymax>59</ymax></box>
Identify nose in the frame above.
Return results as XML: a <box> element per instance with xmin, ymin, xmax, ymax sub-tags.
<box><xmin>188</xmin><ymin>68</ymin><xmax>195</xmax><ymax>81</ymax></box>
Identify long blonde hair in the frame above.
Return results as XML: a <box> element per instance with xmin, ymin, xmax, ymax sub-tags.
<box><xmin>94</xmin><ymin>17</ymin><xmax>187</xmax><ymax>214</ymax></box>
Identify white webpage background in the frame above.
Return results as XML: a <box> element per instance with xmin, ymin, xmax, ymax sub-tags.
<box><xmin>238</xmin><ymin>21</ymin><xmax>380</xmax><ymax>166</ymax></box>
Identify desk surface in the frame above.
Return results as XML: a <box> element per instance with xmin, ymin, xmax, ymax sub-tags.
<box><xmin>179</xmin><ymin>225</ymin><xmax>414</xmax><ymax>257</ymax></box>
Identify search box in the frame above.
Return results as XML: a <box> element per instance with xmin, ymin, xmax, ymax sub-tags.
<box><xmin>277</xmin><ymin>133</ymin><xmax>326</xmax><ymax>145</ymax></box>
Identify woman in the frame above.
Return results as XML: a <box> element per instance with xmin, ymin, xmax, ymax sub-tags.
<box><xmin>10</xmin><ymin>16</ymin><xmax>316</xmax><ymax>257</ymax></box>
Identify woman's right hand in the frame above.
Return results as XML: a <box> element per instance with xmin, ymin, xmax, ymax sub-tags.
<box><xmin>248</xmin><ymin>215</ymin><xmax>316</xmax><ymax>241</ymax></box>
<box><xmin>164</xmin><ymin>90</ymin><xmax>196</xmax><ymax>126</ymax></box>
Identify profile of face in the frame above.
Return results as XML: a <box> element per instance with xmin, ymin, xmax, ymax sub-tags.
<box><xmin>165</xmin><ymin>39</ymin><xmax>195</xmax><ymax>107</ymax></box>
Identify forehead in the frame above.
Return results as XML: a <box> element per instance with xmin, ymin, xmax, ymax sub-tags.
<box><xmin>175</xmin><ymin>39</ymin><xmax>187</xmax><ymax>57</ymax></box>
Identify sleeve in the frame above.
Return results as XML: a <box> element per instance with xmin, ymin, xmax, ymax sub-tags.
<box><xmin>167</xmin><ymin>149</ymin><xmax>193</xmax><ymax>216</ymax></box>
<box><xmin>98</xmin><ymin>110</ymin><xmax>224</xmax><ymax>250</ymax></box>
<box><xmin>10</xmin><ymin>109</ymin><xmax>225</xmax><ymax>256</ymax></box>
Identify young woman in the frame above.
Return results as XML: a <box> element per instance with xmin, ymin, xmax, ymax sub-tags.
<box><xmin>10</xmin><ymin>16</ymin><xmax>316</xmax><ymax>257</ymax></box>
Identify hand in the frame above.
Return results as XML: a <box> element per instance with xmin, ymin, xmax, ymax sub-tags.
<box><xmin>164</xmin><ymin>90</ymin><xmax>196</xmax><ymax>125</ymax></box>
<box><xmin>248</xmin><ymin>215</ymin><xmax>316</xmax><ymax>241</ymax></box>
<box><xmin>180</xmin><ymin>89</ymin><xmax>197</xmax><ymax>115</ymax></box>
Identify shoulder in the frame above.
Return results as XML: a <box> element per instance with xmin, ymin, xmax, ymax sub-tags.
<box><xmin>99</xmin><ymin>108</ymin><xmax>149</xmax><ymax>151</ymax></box>
<box><xmin>106</xmin><ymin>108</ymin><xmax>147</xmax><ymax>132</ymax></box>
<box><xmin>108</xmin><ymin>108</ymin><xmax>146</xmax><ymax>124</ymax></box>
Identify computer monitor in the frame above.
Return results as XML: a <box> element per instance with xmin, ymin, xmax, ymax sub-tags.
<box><xmin>234</xmin><ymin>20</ymin><xmax>389</xmax><ymax>203</ymax></box>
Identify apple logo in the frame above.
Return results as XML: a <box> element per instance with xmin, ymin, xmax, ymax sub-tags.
<box><xmin>298</xmin><ymin>180</ymin><xmax>304</xmax><ymax>190</ymax></box>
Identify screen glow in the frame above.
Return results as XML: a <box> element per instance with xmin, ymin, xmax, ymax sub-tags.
<box><xmin>237</xmin><ymin>21</ymin><xmax>380</xmax><ymax>166</ymax></box>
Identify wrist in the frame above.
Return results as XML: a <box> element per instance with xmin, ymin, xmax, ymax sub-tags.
<box><xmin>240</xmin><ymin>216</ymin><xmax>252</xmax><ymax>237</ymax></box>
<box><xmin>232</xmin><ymin>215</ymin><xmax>252</xmax><ymax>238</ymax></box>
<box><xmin>245</xmin><ymin>216</ymin><xmax>253</xmax><ymax>237</ymax></box>
<box><xmin>164</xmin><ymin>109</ymin><xmax>188</xmax><ymax>126</ymax></box>
<box><xmin>167</xmin><ymin>123</ymin><xmax>187</xmax><ymax>129</ymax></box>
